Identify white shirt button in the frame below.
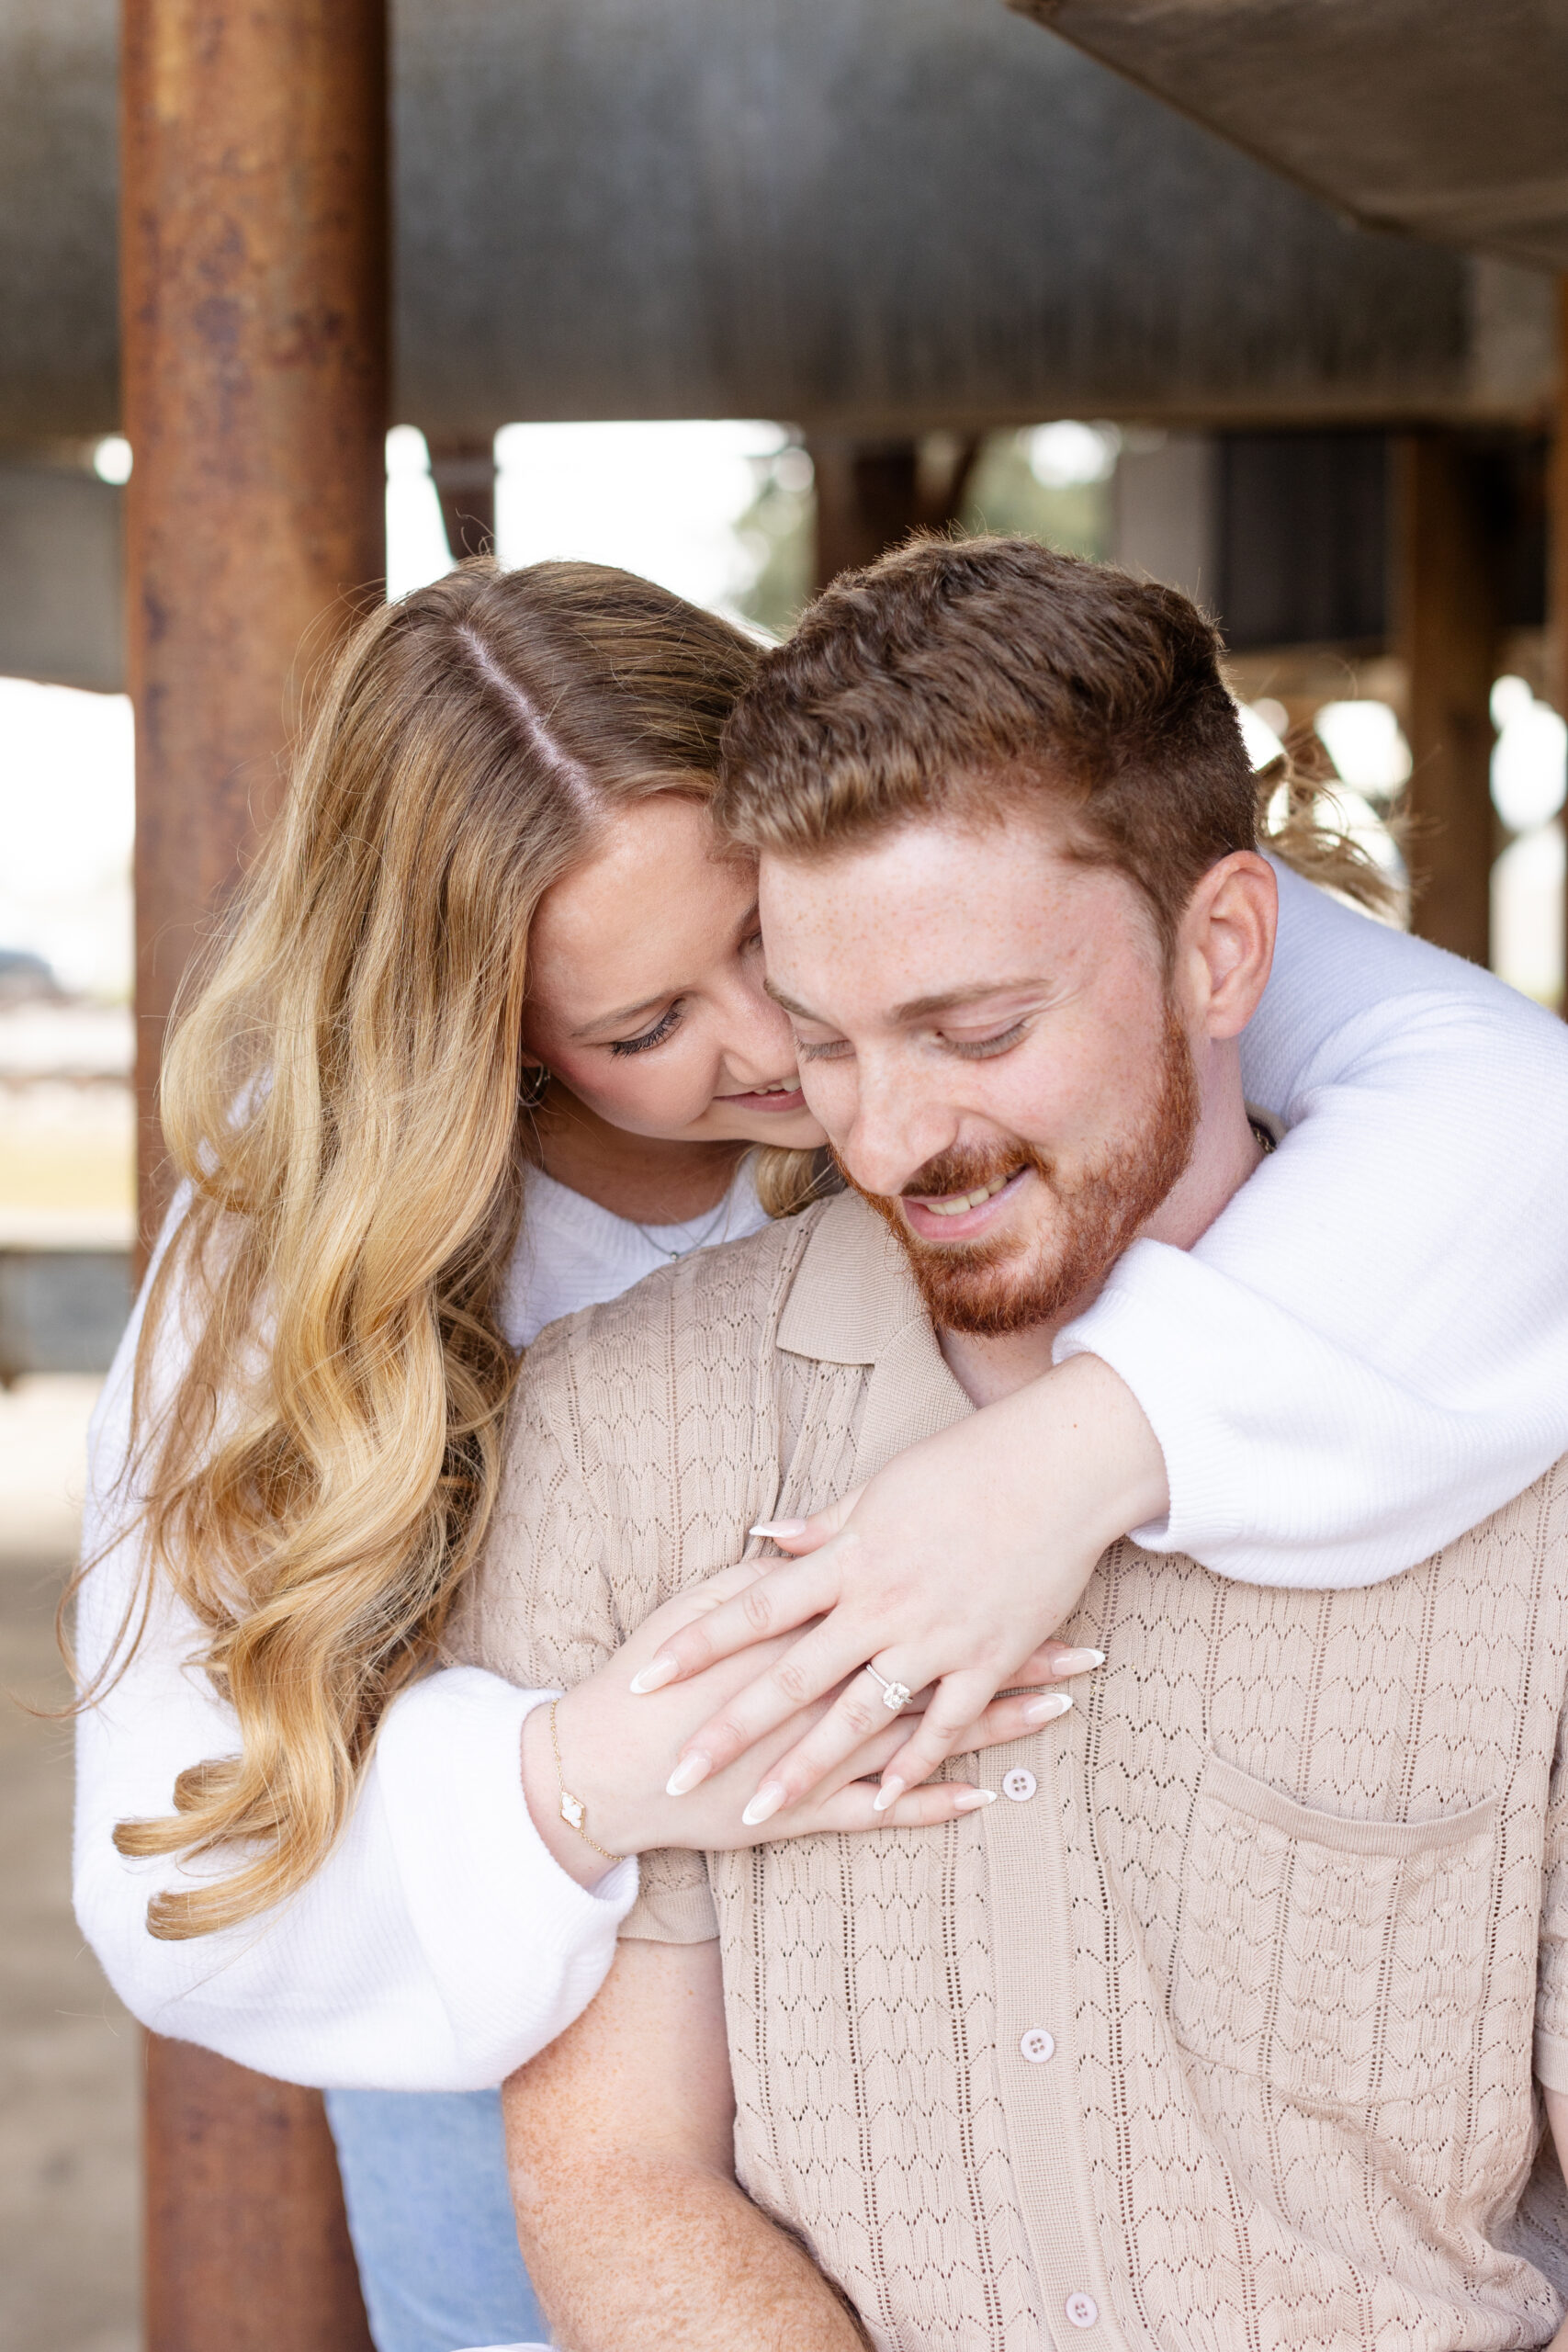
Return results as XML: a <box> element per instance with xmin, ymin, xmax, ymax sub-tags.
<box><xmin>1019</xmin><ymin>2027</ymin><xmax>1055</xmax><ymax>2064</ymax></box>
<box><xmin>1065</xmin><ymin>2290</ymin><xmax>1099</xmax><ymax>2328</ymax></box>
<box><xmin>1001</xmin><ymin>1766</ymin><xmax>1037</xmax><ymax>1802</ymax></box>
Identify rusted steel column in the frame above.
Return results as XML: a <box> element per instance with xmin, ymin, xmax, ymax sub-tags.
<box><xmin>1551</xmin><ymin>281</ymin><xmax>1568</xmax><ymax>1016</ymax></box>
<box><xmin>144</xmin><ymin>2040</ymin><xmax>375</xmax><ymax>2352</ymax></box>
<box><xmin>1551</xmin><ymin>282</ymin><xmax>1568</xmax><ymax>728</ymax></box>
<box><xmin>124</xmin><ymin>0</ymin><xmax>389</xmax><ymax>1245</ymax></box>
<box><xmin>428</xmin><ymin>433</ymin><xmax>496</xmax><ymax>558</ymax></box>
<box><xmin>1393</xmin><ymin>432</ymin><xmax>1501</xmax><ymax>966</ymax></box>
<box><xmin>811</xmin><ymin>437</ymin><xmax>921</xmax><ymax>587</ymax></box>
<box><xmin>809</xmin><ymin>434</ymin><xmax>979</xmax><ymax>591</ymax></box>
<box><xmin>121</xmin><ymin>5</ymin><xmax>386</xmax><ymax>2346</ymax></box>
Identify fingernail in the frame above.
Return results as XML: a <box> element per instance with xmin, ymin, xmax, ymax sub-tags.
<box><xmin>1053</xmin><ymin>1647</ymin><xmax>1105</xmax><ymax>1677</ymax></box>
<box><xmin>953</xmin><ymin>1786</ymin><xmax>998</xmax><ymax>1812</ymax></box>
<box><xmin>741</xmin><ymin>1780</ymin><xmax>788</xmax><ymax>1827</ymax></box>
<box><xmin>665</xmin><ymin>1752</ymin><xmax>711</xmax><ymax>1797</ymax></box>
<box><xmin>1022</xmin><ymin>1691</ymin><xmax>1075</xmax><ymax>1725</ymax></box>
<box><xmin>873</xmin><ymin>1775</ymin><xmax>906</xmax><ymax>1814</ymax></box>
<box><xmin>749</xmin><ymin>1519</ymin><xmax>807</xmax><ymax>1541</ymax></box>
<box><xmin>630</xmin><ymin>1654</ymin><xmax>679</xmax><ymax>1694</ymax></box>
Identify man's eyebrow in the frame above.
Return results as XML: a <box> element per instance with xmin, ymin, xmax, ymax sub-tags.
<box><xmin>764</xmin><ymin>976</ymin><xmax>1044</xmax><ymax>1026</ymax></box>
<box><xmin>762</xmin><ymin>977</ymin><xmax>820</xmax><ymax>1020</ymax></box>
<box><xmin>892</xmin><ymin>978</ymin><xmax>1044</xmax><ymax>1022</ymax></box>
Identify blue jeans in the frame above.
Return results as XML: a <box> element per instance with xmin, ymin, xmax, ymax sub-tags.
<box><xmin>325</xmin><ymin>2087</ymin><xmax>549</xmax><ymax>2352</ymax></box>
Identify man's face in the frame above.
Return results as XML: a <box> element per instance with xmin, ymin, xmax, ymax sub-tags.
<box><xmin>760</xmin><ymin>810</ymin><xmax>1202</xmax><ymax>1336</ymax></box>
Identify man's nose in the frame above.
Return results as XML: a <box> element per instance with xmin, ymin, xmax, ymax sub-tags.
<box><xmin>839</xmin><ymin>1066</ymin><xmax>955</xmax><ymax>1199</ymax></box>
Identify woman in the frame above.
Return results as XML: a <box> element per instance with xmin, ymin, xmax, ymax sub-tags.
<box><xmin>74</xmin><ymin>559</ymin><xmax>1568</xmax><ymax>2352</ymax></box>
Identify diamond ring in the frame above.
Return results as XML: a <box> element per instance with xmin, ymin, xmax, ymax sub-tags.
<box><xmin>863</xmin><ymin>1662</ymin><xmax>913</xmax><ymax>1713</ymax></box>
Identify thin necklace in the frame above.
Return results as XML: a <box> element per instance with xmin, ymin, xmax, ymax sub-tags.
<box><xmin>631</xmin><ymin>1182</ymin><xmax>736</xmax><ymax>1263</ymax></box>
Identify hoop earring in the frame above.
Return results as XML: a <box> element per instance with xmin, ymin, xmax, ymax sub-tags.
<box><xmin>519</xmin><ymin>1062</ymin><xmax>551</xmax><ymax>1110</ymax></box>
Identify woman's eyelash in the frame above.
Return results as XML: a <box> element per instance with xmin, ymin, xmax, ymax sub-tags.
<box><xmin>610</xmin><ymin>1004</ymin><xmax>683</xmax><ymax>1057</ymax></box>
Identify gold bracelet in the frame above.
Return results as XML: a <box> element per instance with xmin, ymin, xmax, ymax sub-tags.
<box><xmin>547</xmin><ymin>1700</ymin><xmax>620</xmax><ymax>1861</ymax></box>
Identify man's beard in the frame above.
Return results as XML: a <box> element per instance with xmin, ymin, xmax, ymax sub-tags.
<box><xmin>845</xmin><ymin>1003</ymin><xmax>1201</xmax><ymax>1338</ymax></box>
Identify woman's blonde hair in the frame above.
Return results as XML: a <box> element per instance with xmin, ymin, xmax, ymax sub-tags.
<box><xmin>105</xmin><ymin>558</ymin><xmax>816</xmax><ymax>1939</ymax></box>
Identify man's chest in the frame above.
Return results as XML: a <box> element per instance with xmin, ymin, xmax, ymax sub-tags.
<box><xmin>705</xmin><ymin>1520</ymin><xmax>1568</xmax><ymax>2352</ymax></box>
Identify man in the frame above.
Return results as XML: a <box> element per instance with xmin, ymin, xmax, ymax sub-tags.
<box><xmin>462</xmin><ymin>537</ymin><xmax>1568</xmax><ymax>2349</ymax></box>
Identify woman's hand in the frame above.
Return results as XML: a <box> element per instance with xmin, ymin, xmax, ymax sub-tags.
<box><xmin>518</xmin><ymin>1566</ymin><xmax>1089</xmax><ymax>1892</ymax></box>
<box><xmin>628</xmin><ymin>1353</ymin><xmax>1168</xmax><ymax>1825</ymax></box>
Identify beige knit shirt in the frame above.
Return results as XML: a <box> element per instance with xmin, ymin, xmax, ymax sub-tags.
<box><xmin>459</xmin><ymin>1192</ymin><xmax>1568</xmax><ymax>2351</ymax></box>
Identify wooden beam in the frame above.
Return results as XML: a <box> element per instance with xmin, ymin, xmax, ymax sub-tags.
<box><xmin>121</xmin><ymin>2</ymin><xmax>387</xmax><ymax>2342</ymax></box>
<box><xmin>1393</xmin><ymin>432</ymin><xmax>1501</xmax><ymax>966</ymax></box>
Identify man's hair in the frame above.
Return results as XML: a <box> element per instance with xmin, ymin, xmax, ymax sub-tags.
<box><xmin>716</xmin><ymin>534</ymin><xmax>1259</xmax><ymax>955</ymax></box>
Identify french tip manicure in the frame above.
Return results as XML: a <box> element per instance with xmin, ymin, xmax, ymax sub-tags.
<box><xmin>741</xmin><ymin>1781</ymin><xmax>787</xmax><ymax>1828</ymax></box>
<box><xmin>1022</xmin><ymin>1690</ymin><xmax>1075</xmax><ymax>1725</ymax></box>
<box><xmin>873</xmin><ymin>1776</ymin><xmax>906</xmax><ymax>1814</ymax></box>
<box><xmin>1054</xmin><ymin>1647</ymin><xmax>1106</xmax><ymax>1677</ymax></box>
<box><xmin>953</xmin><ymin>1786</ymin><xmax>998</xmax><ymax>1811</ymax></box>
<box><xmin>664</xmin><ymin>1752</ymin><xmax>711</xmax><ymax>1797</ymax></box>
<box><xmin>749</xmin><ymin>1519</ymin><xmax>807</xmax><ymax>1541</ymax></box>
<box><xmin>630</xmin><ymin>1654</ymin><xmax>679</xmax><ymax>1694</ymax></box>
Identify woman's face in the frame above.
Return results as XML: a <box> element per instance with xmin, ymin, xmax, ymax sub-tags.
<box><xmin>523</xmin><ymin>795</ymin><xmax>825</xmax><ymax>1149</ymax></box>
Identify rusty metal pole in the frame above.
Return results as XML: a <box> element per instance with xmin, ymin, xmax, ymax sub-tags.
<box><xmin>124</xmin><ymin>0</ymin><xmax>389</xmax><ymax>1244</ymax></box>
<box><xmin>121</xmin><ymin>4</ymin><xmax>386</xmax><ymax>2345</ymax></box>
<box><xmin>810</xmin><ymin>437</ymin><xmax>923</xmax><ymax>587</ymax></box>
<box><xmin>1551</xmin><ymin>282</ymin><xmax>1568</xmax><ymax>741</ymax></box>
<box><xmin>1394</xmin><ymin>432</ymin><xmax>1501</xmax><ymax>967</ymax></box>
<box><xmin>1551</xmin><ymin>280</ymin><xmax>1568</xmax><ymax>1014</ymax></box>
<box><xmin>427</xmin><ymin>434</ymin><xmax>497</xmax><ymax>559</ymax></box>
<box><xmin>808</xmin><ymin>434</ymin><xmax>980</xmax><ymax>592</ymax></box>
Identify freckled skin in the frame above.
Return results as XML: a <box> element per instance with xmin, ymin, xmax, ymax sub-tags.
<box><xmin>760</xmin><ymin>814</ymin><xmax>1275</xmax><ymax>1401</ymax></box>
<box><xmin>505</xmin><ymin>1940</ymin><xmax>869</xmax><ymax>2351</ymax></box>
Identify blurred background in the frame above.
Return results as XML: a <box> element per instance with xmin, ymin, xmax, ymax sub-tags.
<box><xmin>2</xmin><ymin>0</ymin><xmax>1565</xmax><ymax>2344</ymax></box>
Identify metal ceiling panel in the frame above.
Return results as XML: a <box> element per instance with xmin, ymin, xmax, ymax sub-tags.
<box><xmin>0</xmin><ymin>0</ymin><xmax>1554</xmax><ymax>442</ymax></box>
<box><xmin>1010</xmin><ymin>0</ymin><xmax>1568</xmax><ymax>272</ymax></box>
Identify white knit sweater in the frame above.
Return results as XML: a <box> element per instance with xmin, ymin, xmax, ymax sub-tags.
<box><xmin>73</xmin><ymin>863</ymin><xmax>1568</xmax><ymax>2090</ymax></box>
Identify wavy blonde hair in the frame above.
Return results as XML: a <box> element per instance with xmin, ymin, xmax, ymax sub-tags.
<box><xmin>105</xmin><ymin>559</ymin><xmax>817</xmax><ymax>1939</ymax></box>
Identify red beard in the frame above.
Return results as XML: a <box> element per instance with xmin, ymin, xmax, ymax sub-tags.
<box><xmin>846</xmin><ymin>1002</ymin><xmax>1201</xmax><ymax>1338</ymax></box>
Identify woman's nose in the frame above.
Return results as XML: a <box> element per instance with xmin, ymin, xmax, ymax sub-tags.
<box><xmin>718</xmin><ymin>977</ymin><xmax>798</xmax><ymax>1084</ymax></box>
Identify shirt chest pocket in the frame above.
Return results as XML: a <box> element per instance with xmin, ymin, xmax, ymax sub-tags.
<box><xmin>1169</xmin><ymin>1752</ymin><xmax>1499</xmax><ymax>2113</ymax></box>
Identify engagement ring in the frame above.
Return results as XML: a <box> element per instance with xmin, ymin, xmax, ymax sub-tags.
<box><xmin>863</xmin><ymin>1663</ymin><xmax>913</xmax><ymax>1713</ymax></box>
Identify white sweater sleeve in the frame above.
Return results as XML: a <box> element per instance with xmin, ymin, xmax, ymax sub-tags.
<box><xmin>72</xmin><ymin>1254</ymin><xmax>637</xmax><ymax>2092</ymax></box>
<box><xmin>1057</xmin><ymin>858</ymin><xmax>1568</xmax><ymax>1588</ymax></box>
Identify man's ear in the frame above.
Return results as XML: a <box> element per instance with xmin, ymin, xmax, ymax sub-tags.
<box><xmin>1179</xmin><ymin>852</ymin><xmax>1277</xmax><ymax>1041</ymax></box>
